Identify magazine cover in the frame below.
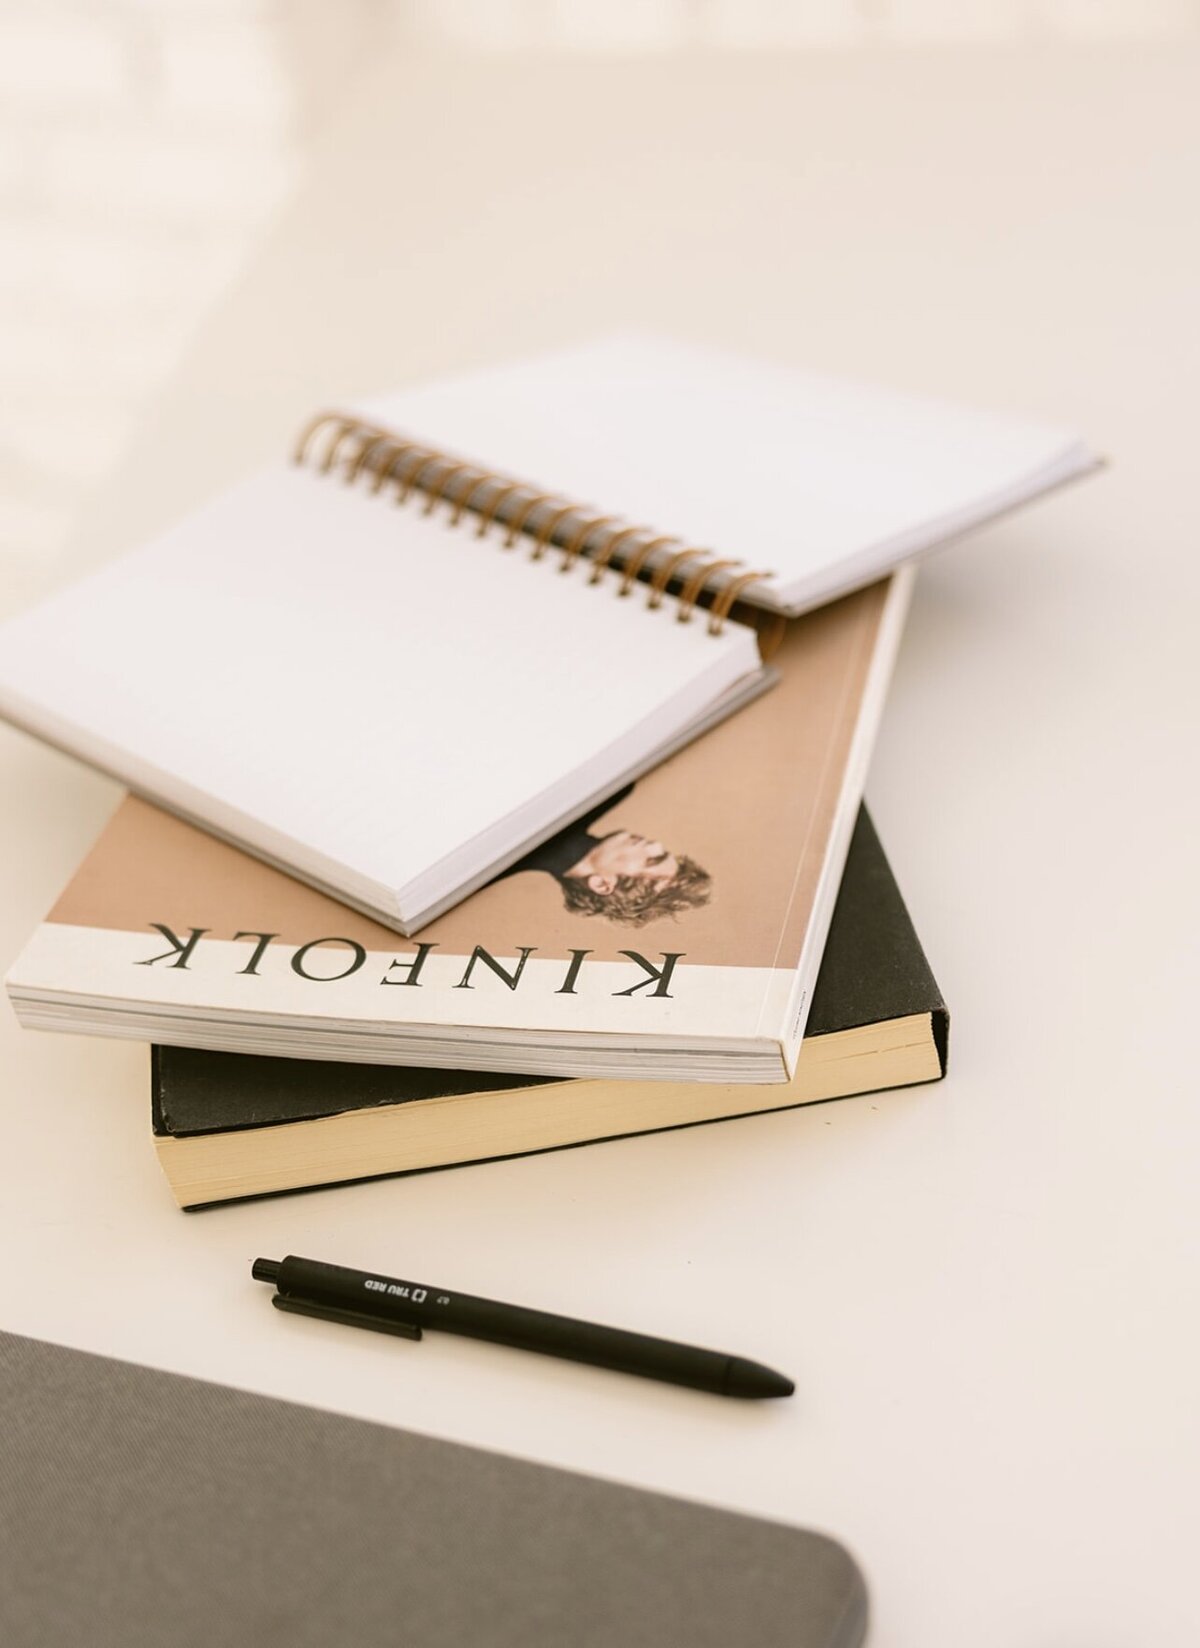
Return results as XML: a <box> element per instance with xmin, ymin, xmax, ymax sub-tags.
<box><xmin>7</xmin><ymin>575</ymin><xmax>912</xmax><ymax>1083</ymax></box>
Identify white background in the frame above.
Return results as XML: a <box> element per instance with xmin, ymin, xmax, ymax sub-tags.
<box><xmin>2</xmin><ymin>22</ymin><xmax>1199</xmax><ymax>1648</ymax></box>
<box><xmin>6</xmin><ymin>0</ymin><xmax>1200</xmax><ymax>571</ymax></box>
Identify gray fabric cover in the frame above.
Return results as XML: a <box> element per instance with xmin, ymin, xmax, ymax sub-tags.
<box><xmin>0</xmin><ymin>1329</ymin><xmax>867</xmax><ymax>1647</ymax></box>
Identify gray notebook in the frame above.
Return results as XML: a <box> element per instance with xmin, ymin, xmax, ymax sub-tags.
<box><xmin>1</xmin><ymin>1329</ymin><xmax>867</xmax><ymax>1648</ymax></box>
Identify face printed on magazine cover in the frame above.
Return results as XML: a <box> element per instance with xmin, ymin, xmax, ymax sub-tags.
<box><xmin>570</xmin><ymin>830</ymin><xmax>679</xmax><ymax>892</ymax></box>
<box><xmin>496</xmin><ymin>782</ymin><xmax>712</xmax><ymax>929</ymax></box>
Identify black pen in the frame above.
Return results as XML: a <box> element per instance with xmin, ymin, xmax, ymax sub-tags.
<box><xmin>252</xmin><ymin>1255</ymin><xmax>793</xmax><ymax>1400</ymax></box>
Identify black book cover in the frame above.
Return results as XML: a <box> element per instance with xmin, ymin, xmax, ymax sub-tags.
<box><xmin>152</xmin><ymin>806</ymin><xmax>947</xmax><ymax>1144</ymax></box>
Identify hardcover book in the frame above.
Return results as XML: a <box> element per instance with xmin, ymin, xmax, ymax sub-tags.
<box><xmin>151</xmin><ymin>807</ymin><xmax>948</xmax><ymax>1208</ymax></box>
<box><xmin>0</xmin><ymin>332</ymin><xmax>1095</xmax><ymax>934</ymax></box>
<box><xmin>8</xmin><ymin>582</ymin><xmax>914</xmax><ymax>1084</ymax></box>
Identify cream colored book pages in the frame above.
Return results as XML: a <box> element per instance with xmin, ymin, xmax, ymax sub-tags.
<box><xmin>0</xmin><ymin>462</ymin><xmax>760</xmax><ymax>930</ymax></box>
<box><xmin>156</xmin><ymin>1016</ymin><xmax>944</xmax><ymax>1208</ymax></box>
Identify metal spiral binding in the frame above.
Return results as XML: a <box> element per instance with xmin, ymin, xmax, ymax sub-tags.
<box><xmin>293</xmin><ymin>410</ymin><xmax>773</xmax><ymax>636</ymax></box>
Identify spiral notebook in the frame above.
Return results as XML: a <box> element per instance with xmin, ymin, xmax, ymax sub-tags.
<box><xmin>0</xmin><ymin>333</ymin><xmax>1095</xmax><ymax>935</ymax></box>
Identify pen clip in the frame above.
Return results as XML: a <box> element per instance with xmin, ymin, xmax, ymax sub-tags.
<box><xmin>272</xmin><ymin>1292</ymin><xmax>423</xmax><ymax>1342</ymax></box>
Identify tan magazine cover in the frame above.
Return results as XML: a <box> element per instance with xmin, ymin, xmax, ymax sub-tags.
<box><xmin>7</xmin><ymin>575</ymin><xmax>912</xmax><ymax>1084</ymax></box>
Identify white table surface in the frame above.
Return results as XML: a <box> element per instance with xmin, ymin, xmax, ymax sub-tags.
<box><xmin>2</xmin><ymin>41</ymin><xmax>1197</xmax><ymax>1646</ymax></box>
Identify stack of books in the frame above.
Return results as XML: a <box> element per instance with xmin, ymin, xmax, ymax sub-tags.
<box><xmin>0</xmin><ymin>335</ymin><xmax>1095</xmax><ymax>1206</ymax></box>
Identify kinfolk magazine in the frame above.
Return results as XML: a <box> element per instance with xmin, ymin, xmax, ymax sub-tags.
<box><xmin>8</xmin><ymin>576</ymin><xmax>912</xmax><ymax>1085</ymax></box>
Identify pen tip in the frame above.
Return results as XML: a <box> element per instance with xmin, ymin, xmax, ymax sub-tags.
<box><xmin>725</xmin><ymin>1358</ymin><xmax>795</xmax><ymax>1400</ymax></box>
<box><xmin>251</xmin><ymin>1257</ymin><xmax>281</xmax><ymax>1284</ymax></box>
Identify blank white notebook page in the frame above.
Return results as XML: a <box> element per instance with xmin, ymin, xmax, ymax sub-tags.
<box><xmin>357</xmin><ymin>333</ymin><xmax>1093</xmax><ymax>613</ymax></box>
<box><xmin>0</xmin><ymin>465</ymin><xmax>758</xmax><ymax>908</ymax></box>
